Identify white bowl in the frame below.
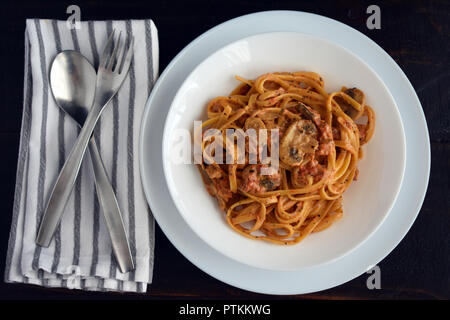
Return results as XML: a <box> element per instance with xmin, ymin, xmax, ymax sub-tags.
<box><xmin>162</xmin><ymin>32</ymin><xmax>406</xmax><ymax>271</ymax></box>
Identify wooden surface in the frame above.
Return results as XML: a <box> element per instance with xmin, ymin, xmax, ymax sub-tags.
<box><xmin>0</xmin><ymin>0</ymin><xmax>448</xmax><ymax>300</ymax></box>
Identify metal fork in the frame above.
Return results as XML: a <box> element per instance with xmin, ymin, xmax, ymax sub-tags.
<box><xmin>36</xmin><ymin>31</ymin><xmax>134</xmax><ymax>249</ymax></box>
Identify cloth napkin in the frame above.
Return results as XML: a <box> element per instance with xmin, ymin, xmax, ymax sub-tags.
<box><xmin>5</xmin><ymin>19</ymin><xmax>158</xmax><ymax>292</ymax></box>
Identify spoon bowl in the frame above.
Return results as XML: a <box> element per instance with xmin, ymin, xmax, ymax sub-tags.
<box><xmin>50</xmin><ymin>50</ymin><xmax>96</xmax><ymax>125</ymax></box>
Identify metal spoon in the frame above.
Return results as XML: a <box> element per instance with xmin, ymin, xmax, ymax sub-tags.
<box><xmin>49</xmin><ymin>50</ymin><xmax>134</xmax><ymax>273</ymax></box>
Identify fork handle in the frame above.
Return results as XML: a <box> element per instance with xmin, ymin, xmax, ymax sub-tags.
<box><xmin>36</xmin><ymin>101</ymin><xmax>104</xmax><ymax>247</ymax></box>
<box><xmin>88</xmin><ymin>137</ymin><xmax>134</xmax><ymax>273</ymax></box>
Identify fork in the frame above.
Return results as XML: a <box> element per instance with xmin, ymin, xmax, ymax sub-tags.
<box><xmin>36</xmin><ymin>30</ymin><xmax>134</xmax><ymax>249</ymax></box>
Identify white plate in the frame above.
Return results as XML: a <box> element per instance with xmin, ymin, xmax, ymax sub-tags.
<box><xmin>140</xmin><ymin>11</ymin><xmax>430</xmax><ymax>294</ymax></box>
<box><xmin>162</xmin><ymin>32</ymin><xmax>405</xmax><ymax>271</ymax></box>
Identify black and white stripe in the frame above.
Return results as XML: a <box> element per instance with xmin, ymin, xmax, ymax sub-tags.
<box><xmin>31</xmin><ymin>18</ymin><xmax>49</xmax><ymax>274</ymax></box>
<box><xmin>50</xmin><ymin>19</ymin><xmax>64</xmax><ymax>274</ymax></box>
<box><xmin>106</xmin><ymin>20</ymin><xmax>119</xmax><ymax>282</ymax></box>
<box><xmin>125</xmin><ymin>19</ymin><xmax>137</xmax><ymax>283</ymax></box>
<box><xmin>144</xmin><ymin>18</ymin><xmax>156</xmax><ymax>285</ymax></box>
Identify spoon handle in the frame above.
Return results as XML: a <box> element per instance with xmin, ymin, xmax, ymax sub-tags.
<box><xmin>88</xmin><ymin>137</ymin><xmax>134</xmax><ymax>273</ymax></box>
<box><xmin>36</xmin><ymin>101</ymin><xmax>104</xmax><ymax>248</ymax></box>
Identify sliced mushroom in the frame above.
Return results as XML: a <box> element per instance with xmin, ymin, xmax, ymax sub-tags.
<box><xmin>280</xmin><ymin>119</ymin><xmax>319</xmax><ymax>166</ymax></box>
<box><xmin>344</xmin><ymin>87</ymin><xmax>364</xmax><ymax>105</ymax></box>
<box><xmin>339</xmin><ymin>87</ymin><xmax>365</xmax><ymax>119</ymax></box>
<box><xmin>296</xmin><ymin>102</ymin><xmax>321</xmax><ymax>126</ymax></box>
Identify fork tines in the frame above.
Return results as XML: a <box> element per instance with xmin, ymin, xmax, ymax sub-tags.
<box><xmin>100</xmin><ymin>29</ymin><xmax>134</xmax><ymax>74</ymax></box>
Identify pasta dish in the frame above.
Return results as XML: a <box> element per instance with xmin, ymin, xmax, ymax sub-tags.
<box><xmin>197</xmin><ymin>72</ymin><xmax>375</xmax><ymax>245</ymax></box>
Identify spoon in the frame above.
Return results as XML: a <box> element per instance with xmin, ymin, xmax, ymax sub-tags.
<box><xmin>49</xmin><ymin>50</ymin><xmax>134</xmax><ymax>273</ymax></box>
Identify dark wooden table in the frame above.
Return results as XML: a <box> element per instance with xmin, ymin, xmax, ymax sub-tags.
<box><xmin>0</xmin><ymin>0</ymin><xmax>448</xmax><ymax>300</ymax></box>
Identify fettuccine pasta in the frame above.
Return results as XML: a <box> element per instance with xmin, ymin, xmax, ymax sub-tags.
<box><xmin>197</xmin><ymin>72</ymin><xmax>375</xmax><ymax>245</ymax></box>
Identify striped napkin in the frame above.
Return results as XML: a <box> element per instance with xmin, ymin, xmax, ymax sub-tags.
<box><xmin>5</xmin><ymin>19</ymin><xmax>158</xmax><ymax>292</ymax></box>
